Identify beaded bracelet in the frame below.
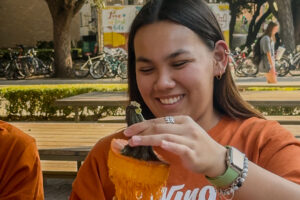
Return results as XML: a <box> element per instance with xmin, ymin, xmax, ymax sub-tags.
<box><xmin>217</xmin><ymin>156</ymin><xmax>249</xmax><ymax>200</ymax></box>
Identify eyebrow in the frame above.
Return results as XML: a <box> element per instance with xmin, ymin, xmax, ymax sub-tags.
<box><xmin>136</xmin><ymin>49</ymin><xmax>191</xmax><ymax>63</ymax></box>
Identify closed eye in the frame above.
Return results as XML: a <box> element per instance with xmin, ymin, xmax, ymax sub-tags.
<box><xmin>138</xmin><ymin>67</ymin><xmax>154</xmax><ymax>73</ymax></box>
<box><xmin>172</xmin><ymin>60</ymin><xmax>190</xmax><ymax>67</ymax></box>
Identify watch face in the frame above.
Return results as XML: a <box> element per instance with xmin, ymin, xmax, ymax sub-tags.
<box><xmin>231</xmin><ymin>148</ymin><xmax>244</xmax><ymax>171</ymax></box>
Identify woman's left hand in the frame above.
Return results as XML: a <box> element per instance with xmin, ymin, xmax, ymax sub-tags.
<box><xmin>124</xmin><ymin>115</ymin><xmax>227</xmax><ymax>177</ymax></box>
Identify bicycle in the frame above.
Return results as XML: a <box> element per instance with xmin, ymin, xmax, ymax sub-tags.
<box><xmin>89</xmin><ymin>48</ymin><xmax>128</xmax><ymax>79</ymax></box>
<box><xmin>4</xmin><ymin>48</ymin><xmax>29</xmax><ymax>80</ymax></box>
<box><xmin>228</xmin><ymin>47</ymin><xmax>257</xmax><ymax>77</ymax></box>
<box><xmin>272</xmin><ymin>46</ymin><xmax>300</xmax><ymax>77</ymax></box>
<box><xmin>24</xmin><ymin>48</ymin><xmax>55</xmax><ymax>77</ymax></box>
<box><xmin>73</xmin><ymin>52</ymin><xmax>106</xmax><ymax>78</ymax></box>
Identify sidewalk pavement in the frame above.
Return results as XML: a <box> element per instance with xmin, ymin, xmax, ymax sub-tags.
<box><xmin>44</xmin><ymin>178</ymin><xmax>73</xmax><ymax>200</ymax></box>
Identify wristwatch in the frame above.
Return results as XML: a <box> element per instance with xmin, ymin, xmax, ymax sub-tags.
<box><xmin>206</xmin><ymin>146</ymin><xmax>245</xmax><ymax>188</ymax></box>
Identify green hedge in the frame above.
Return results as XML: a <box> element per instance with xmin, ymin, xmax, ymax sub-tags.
<box><xmin>256</xmin><ymin>106</ymin><xmax>300</xmax><ymax>116</ymax></box>
<box><xmin>0</xmin><ymin>84</ymin><xmax>299</xmax><ymax>121</ymax></box>
<box><xmin>0</xmin><ymin>84</ymin><xmax>127</xmax><ymax>121</ymax></box>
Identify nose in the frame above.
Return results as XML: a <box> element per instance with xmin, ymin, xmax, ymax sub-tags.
<box><xmin>153</xmin><ymin>68</ymin><xmax>176</xmax><ymax>91</ymax></box>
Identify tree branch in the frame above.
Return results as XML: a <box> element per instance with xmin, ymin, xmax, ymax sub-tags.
<box><xmin>73</xmin><ymin>0</ymin><xmax>86</xmax><ymax>16</ymax></box>
<box><xmin>44</xmin><ymin>0</ymin><xmax>62</xmax><ymax>20</ymax></box>
<box><xmin>245</xmin><ymin>1</ymin><xmax>270</xmax><ymax>47</ymax></box>
<box><xmin>267</xmin><ymin>0</ymin><xmax>279</xmax><ymax>19</ymax></box>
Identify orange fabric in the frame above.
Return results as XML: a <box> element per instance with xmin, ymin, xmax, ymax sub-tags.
<box><xmin>0</xmin><ymin>121</ymin><xmax>44</xmax><ymax>200</ymax></box>
<box><xmin>108</xmin><ymin>139</ymin><xmax>170</xmax><ymax>199</ymax></box>
<box><xmin>70</xmin><ymin>117</ymin><xmax>300</xmax><ymax>200</ymax></box>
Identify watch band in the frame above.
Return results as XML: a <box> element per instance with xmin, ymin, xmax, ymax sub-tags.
<box><xmin>206</xmin><ymin>163</ymin><xmax>239</xmax><ymax>187</ymax></box>
<box><xmin>206</xmin><ymin>146</ymin><xmax>245</xmax><ymax>188</ymax></box>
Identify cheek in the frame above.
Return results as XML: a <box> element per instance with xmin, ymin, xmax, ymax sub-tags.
<box><xmin>136</xmin><ymin>74</ymin><xmax>152</xmax><ymax>98</ymax></box>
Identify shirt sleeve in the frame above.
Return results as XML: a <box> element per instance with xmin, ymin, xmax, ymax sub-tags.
<box><xmin>69</xmin><ymin>151</ymin><xmax>107</xmax><ymax>200</ymax></box>
<box><xmin>258</xmin><ymin>122</ymin><xmax>300</xmax><ymax>184</ymax></box>
<box><xmin>0</xmin><ymin>141</ymin><xmax>44</xmax><ymax>200</ymax></box>
<box><xmin>70</xmin><ymin>136</ymin><xmax>116</xmax><ymax>200</ymax></box>
<box><xmin>260</xmin><ymin>36</ymin><xmax>271</xmax><ymax>54</ymax></box>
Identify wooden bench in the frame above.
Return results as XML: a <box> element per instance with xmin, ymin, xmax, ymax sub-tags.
<box><xmin>12</xmin><ymin>122</ymin><xmax>126</xmax><ymax>179</ymax></box>
<box><xmin>38</xmin><ymin>147</ymin><xmax>91</xmax><ymax>179</ymax></box>
<box><xmin>266</xmin><ymin>116</ymin><xmax>300</xmax><ymax>125</ymax></box>
<box><xmin>11</xmin><ymin>122</ymin><xmax>300</xmax><ymax>179</ymax></box>
<box><xmin>55</xmin><ymin>92</ymin><xmax>129</xmax><ymax>122</ymax></box>
<box><xmin>240</xmin><ymin>91</ymin><xmax>300</xmax><ymax>107</ymax></box>
<box><xmin>98</xmin><ymin>115</ymin><xmax>126</xmax><ymax>123</ymax></box>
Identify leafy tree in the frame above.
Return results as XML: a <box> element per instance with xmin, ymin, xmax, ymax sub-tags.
<box><xmin>219</xmin><ymin>0</ymin><xmax>297</xmax><ymax>51</ymax></box>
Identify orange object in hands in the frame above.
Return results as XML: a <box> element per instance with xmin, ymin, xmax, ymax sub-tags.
<box><xmin>108</xmin><ymin>139</ymin><xmax>170</xmax><ymax>200</ymax></box>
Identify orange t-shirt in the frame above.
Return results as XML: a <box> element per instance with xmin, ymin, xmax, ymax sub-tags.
<box><xmin>0</xmin><ymin>121</ymin><xmax>44</xmax><ymax>199</ymax></box>
<box><xmin>70</xmin><ymin>117</ymin><xmax>300</xmax><ymax>200</ymax></box>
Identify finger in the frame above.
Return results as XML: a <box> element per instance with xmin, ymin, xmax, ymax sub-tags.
<box><xmin>128</xmin><ymin>133</ymin><xmax>193</xmax><ymax>148</ymax></box>
<box><xmin>124</xmin><ymin>122</ymin><xmax>185</xmax><ymax>138</ymax></box>
<box><xmin>160</xmin><ymin>140</ymin><xmax>194</xmax><ymax>161</ymax></box>
<box><xmin>124</xmin><ymin>115</ymin><xmax>188</xmax><ymax>137</ymax></box>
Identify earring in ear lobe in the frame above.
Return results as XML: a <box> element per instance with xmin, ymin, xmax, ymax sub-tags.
<box><xmin>224</xmin><ymin>49</ymin><xmax>231</xmax><ymax>55</ymax></box>
<box><xmin>216</xmin><ymin>69</ymin><xmax>222</xmax><ymax>80</ymax></box>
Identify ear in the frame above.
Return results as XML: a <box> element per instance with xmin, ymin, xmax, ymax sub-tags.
<box><xmin>212</xmin><ymin>40</ymin><xmax>230</xmax><ymax>77</ymax></box>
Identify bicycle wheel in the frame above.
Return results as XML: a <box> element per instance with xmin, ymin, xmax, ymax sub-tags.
<box><xmin>5</xmin><ymin>62</ymin><xmax>26</xmax><ymax>80</ymax></box>
<box><xmin>15</xmin><ymin>62</ymin><xmax>27</xmax><ymax>80</ymax></box>
<box><xmin>44</xmin><ymin>57</ymin><xmax>55</xmax><ymax>77</ymax></box>
<box><xmin>105</xmin><ymin>63</ymin><xmax>118</xmax><ymax>78</ymax></box>
<box><xmin>234</xmin><ymin>64</ymin><xmax>246</xmax><ymax>77</ymax></box>
<box><xmin>117</xmin><ymin>60</ymin><xmax>127</xmax><ymax>79</ymax></box>
<box><xmin>241</xmin><ymin>58</ymin><xmax>258</xmax><ymax>76</ymax></box>
<box><xmin>276</xmin><ymin>58</ymin><xmax>290</xmax><ymax>77</ymax></box>
<box><xmin>289</xmin><ymin>56</ymin><xmax>300</xmax><ymax>76</ymax></box>
<box><xmin>4</xmin><ymin>63</ymin><xmax>15</xmax><ymax>80</ymax></box>
<box><xmin>73</xmin><ymin>59</ymin><xmax>90</xmax><ymax>78</ymax></box>
<box><xmin>89</xmin><ymin>60</ymin><xmax>107</xmax><ymax>79</ymax></box>
<box><xmin>0</xmin><ymin>60</ymin><xmax>8</xmax><ymax>77</ymax></box>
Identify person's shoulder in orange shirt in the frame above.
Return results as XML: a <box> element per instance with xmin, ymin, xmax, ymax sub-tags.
<box><xmin>0</xmin><ymin>120</ymin><xmax>44</xmax><ymax>199</ymax></box>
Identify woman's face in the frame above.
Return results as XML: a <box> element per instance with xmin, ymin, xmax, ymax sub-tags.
<box><xmin>272</xmin><ymin>26</ymin><xmax>279</xmax><ymax>36</ymax></box>
<box><xmin>134</xmin><ymin>21</ymin><xmax>218</xmax><ymax>125</ymax></box>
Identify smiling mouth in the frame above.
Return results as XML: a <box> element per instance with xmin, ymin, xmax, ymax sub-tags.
<box><xmin>159</xmin><ymin>95</ymin><xmax>184</xmax><ymax>105</ymax></box>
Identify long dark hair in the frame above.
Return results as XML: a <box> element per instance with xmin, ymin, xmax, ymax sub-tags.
<box><xmin>127</xmin><ymin>0</ymin><xmax>264</xmax><ymax>120</ymax></box>
<box><xmin>264</xmin><ymin>21</ymin><xmax>279</xmax><ymax>41</ymax></box>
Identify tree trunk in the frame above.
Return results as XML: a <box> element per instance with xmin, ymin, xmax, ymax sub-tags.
<box><xmin>53</xmin><ymin>14</ymin><xmax>73</xmax><ymax>77</ymax></box>
<box><xmin>268</xmin><ymin>0</ymin><xmax>295</xmax><ymax>52</ymax></box>
<box><xmin>245</xmin><ymin>2</ymin><xmax>271</xmax><ymax>48</ymax></box>
<box><xmin>44</xmin><ymin>0</ymin><xmax>86</xmax><ymax>78</ymax></box>
<box><xmin>228</xmin><ymin>3</ymin><xmax>237</xmax><ymax>48</ymax></box>
<box><xmin>292</xmin><ymin>0</ymin><xmax>300</xmax><ymax>45</ymax></box>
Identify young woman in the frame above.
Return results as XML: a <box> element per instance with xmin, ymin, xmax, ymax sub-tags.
<box><xmin>70</xmin><ymin>1</ymin><xmax>300</xmax><ymax>199</ymax></box>
<box><xmin>259</xmin><ymin>22</ymin><xmax>279</xmax><ymax>83</ymax></box>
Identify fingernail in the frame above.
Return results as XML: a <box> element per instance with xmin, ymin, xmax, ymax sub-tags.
<box><xmin>132</xmin><ymin>136</ymin><xmax>141</xmax><ymax>144</ymax></box>
<box><xmin>124</xmin><ymin>129</ymin><xmax>130</xmax><ymax>136</ymax></box>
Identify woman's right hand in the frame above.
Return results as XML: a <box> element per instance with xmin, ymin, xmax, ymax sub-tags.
<box><xmin>124</xmin><ymin>115</ymin><xmax>227</xmax><ymax>178</ymax></box>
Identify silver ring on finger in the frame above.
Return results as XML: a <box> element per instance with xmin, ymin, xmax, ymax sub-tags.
<box><xmin>165</xmin><ymin>116</ymin><xmax>175</xmax><ymax>124</ymax></box>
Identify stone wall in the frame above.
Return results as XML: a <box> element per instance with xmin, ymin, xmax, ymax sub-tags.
<box><xmin>0</xmin><ymin>0</ymin><xmax>80</xmax><ymax>48</ymax></box>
